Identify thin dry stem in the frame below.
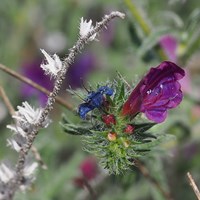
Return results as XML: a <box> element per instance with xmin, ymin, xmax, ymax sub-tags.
<box><xmin>187</xmin><ymin>172</ymin><xmax>200</xmax><ymax>200</ymax></box>
<box><xmin>135</xmin><ymin>159</ymin><xmax>173</xmax><ymax>200</ymax></box>
<box><xmin>0</xmin><ymin>85</ymin><xmax>15</xmax><ymax>115</ymax></box>
<box><xmin>31</xmin><ymin>146</ymin><xmax>48</xmax><ymax>170</ymax></box>
<box><xmin>0</xmin><ymin>63</ymin><xmax>73</xmax><ymax>110</ymax></box>
<box><xmin>82</xmin><ymin>178</ymin><xmax>97</xmax><ymax>200</ymax></box>
<box><xmin>5</xmin><ymin>11</ymin><xmax>125</xmax><ymax>200</ymax></box>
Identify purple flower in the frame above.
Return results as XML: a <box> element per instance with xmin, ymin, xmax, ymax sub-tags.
<box><xmin>122</xmin><ymin>61</ymin><xmax>185</xmax><ymax>123</ymax></box>
<box><xmin>66</xmin><ymin>52</ymin><xmax>96</xmax><ymax>89</ymax></box>
<box><xmin>21</xmin><ymin>59</ymin><xmax>54</xmax><ymax>106</ymax></box>
<box><xmin>73</xmin><ymin>156</ymin><xmax>98</xmax><ymax>188</ymax></box>
<box><xmin>159</xmin><ymin>35</ymin><xmax>177</xmax><ymax>63</ymax></box>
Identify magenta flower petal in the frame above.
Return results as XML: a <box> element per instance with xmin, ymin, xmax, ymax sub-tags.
<box><xmin>145</xmin><ymin>109</ymin><xmax>167</xmax><ymax>123</ymax></box>
<box><xmin>159</xmin><ymin>35</ymin><xmax>177</xmax><ymax>62</ymax></box>
<box><xmin>122</xmin><ymin>61</ymin><xmax>185</xmax><ymax>123</ymax></box>
<box><xmin>80</xmin><ymin>157</ymin><xmax>98</xmax><ymax>180</ymax></box>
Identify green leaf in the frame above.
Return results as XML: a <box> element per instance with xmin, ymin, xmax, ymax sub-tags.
<box><xmin>132</xmin><ymin>134</ymin><xmax>175</xmax><ymax>150</ymax></box>
<box><xmin>113</xmin><ymin>80</ymin><xmax>125</xmax><ymax>103</ymax></box>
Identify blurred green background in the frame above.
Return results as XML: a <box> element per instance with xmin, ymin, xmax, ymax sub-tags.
<box><xmin>1</xmin><ymin>0</ymin><xmax>200</xmax><ymax>199</ymax></box>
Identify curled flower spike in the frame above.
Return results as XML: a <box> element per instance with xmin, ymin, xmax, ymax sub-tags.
<box><xmin>79</xmin><ymin>17</ymin><xmax>96</xmax><ymax>41</ymax></box>
<box><xmin>40</xmin><ymin>49</ymin><xmax>62</xmax><ymax>78</ymax></box>
<box><xmin>122</xmin><ymin>61</ymin><xmax>185</xmax><ymax>123</ymax></box>
<box><xmin>78</xmin><ymin>86</ymin><xmax>113</xmax><ymax>119</ymax></box>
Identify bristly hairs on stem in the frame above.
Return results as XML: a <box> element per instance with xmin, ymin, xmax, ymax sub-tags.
<box><xmin>0</xmin><ymin>11</ymin><xmax>125</xmax><ymax>200</ymax></box>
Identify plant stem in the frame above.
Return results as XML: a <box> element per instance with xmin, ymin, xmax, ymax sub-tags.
<box><xmin>187</xmin><ymin>172</ymin><xmax>200</xmax><ymax>200</ymax></box>
<box><xmin>0</xmin><ymin>85</ymin><xmax>15</xmax><ymax>115</ymax></box>
<box><xmin>124</xmin><ymin>0</ymin><xmax>167</xmax><ymax>61</ymax></box>
<box><xmin>0</xmin><ymin>63</ymin><xmax>73</xmax><ymax>110</ymax></box>
<box><xmin>135</xmin><ymin>159</ymin><xmax>173</xmax><ymax>200</ymax></box>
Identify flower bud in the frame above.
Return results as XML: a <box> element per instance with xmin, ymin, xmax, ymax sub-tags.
<box><xmin>124</xmin><ymin>124</ymin><xmax>135</xmax><ymax>134</ymax></box>
<box><xmin>102</xmin><ymin>114</ymin><xmax>116</xmax><ymax>126</ymax></box>
<box><xmin>107</xmin><ymin>132</ymin><xmax>117</xmax><ymax>141</ymax></box>
<box><xmin>123</xmin><ymin>140</ymin><xmax>130</xmax><ymax>148</ymax></box>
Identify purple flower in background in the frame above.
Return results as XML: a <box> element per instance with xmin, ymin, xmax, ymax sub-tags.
<box><xmin>21</xmin><ymin>59</ymin><xmax>54</xmax><ymax>106</ymax></box>
<box><xmin>21</xmin><ymin>51</ymin><xmax>96</xmax><ymax>105</ymax></box>
<box><xmin>159</xmin><ymin>35</ymin><xmax>178</xmax><ymax>63</ymax></box>
<box><xmin>73</xmin><ymin>157</ymin><xmax>98</xmax><ymax>188</ymax></box>
<box><xmin>66</xmin><ymin>52</ymin><xmax>96</xmax><ymax>89</ymax></box>
<box><xmin>122</xmin><ymin>61</ymin><xmax>185</xmax><ymax>123</ymax></box>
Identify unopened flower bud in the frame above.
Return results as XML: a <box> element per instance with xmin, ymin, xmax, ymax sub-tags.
<box><xmin>124</xmin><ymin>124</ymin><xmax>134</xmax><ymax>134</ymax></box>
<box><xmin>102</xmin><ymin>114</ymin><xmax>116</xmax><ymax>126</ymax></box>
<box><xmin>107</xmin><ymin>132</ymin><xmax>117</xmax><ymax>141</ymax></box>
<box><xmin>123</xmin><ymin>140</ymin><xmax>130</xmax><ymax>148</ymax></box>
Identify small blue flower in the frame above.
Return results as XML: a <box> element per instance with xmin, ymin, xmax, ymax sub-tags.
<box><xmin>78</xmin><ymin>86</ymin><xmax>113</xmax><ymax>119</ymax></box>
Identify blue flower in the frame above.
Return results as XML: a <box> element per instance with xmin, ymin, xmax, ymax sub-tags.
<box><xmin>78</xmin><ymin>86</ymin><xmax>113</xmax><ymax>119</ymax></box>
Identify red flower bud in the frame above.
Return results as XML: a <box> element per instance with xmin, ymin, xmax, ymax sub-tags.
<box><xmin>124</xmin><ymin>125</ymin><xmax>135</xmax><ymax>134</ymax></box>
<box><xmin>102</xmin><ymin>114</ymin><xmax>116</xmax><ymax>126</ymax></box>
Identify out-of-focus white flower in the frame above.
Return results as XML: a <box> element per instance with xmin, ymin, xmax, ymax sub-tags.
<box><xmin>0</xmin><ymin>164</ymin><xmax>14</xmax><ymax>183</ymax></box>
<box><xmin>40</xmin><ymin>49</ymin><xmax>62</xmax><ymax>78</ymax></box>
<box><xmin>42</xmin><ymin>31</ymin><xmax>67</xmax><ymax>53</ymax></box>
<box><xmin>79</xmin><ymin>17</ymin><xmax>96</xmax><ymax>41</ymax></box>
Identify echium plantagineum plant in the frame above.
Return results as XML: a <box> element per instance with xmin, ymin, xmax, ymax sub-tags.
<box><xmin>0</xmin><ymin>11</ymin><xmax>125</xmax><ymax>200</ymax></box>
<box><xmin>62</xmin><ymin>61</ymin><xmax>185</xmax><ymax>174</ymax></box>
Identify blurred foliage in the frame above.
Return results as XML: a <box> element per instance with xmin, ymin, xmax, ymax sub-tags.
<box><xmin>1</xmin><ymin>0</ymin><xmax>200</xmax><ymax>200</ymax></box>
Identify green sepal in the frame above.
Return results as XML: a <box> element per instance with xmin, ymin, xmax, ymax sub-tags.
<box><xmin>114</xmin><ymin>81</ymin><xmax>125</xmax><ymax>103</ymax></box>
<box><xmin>132</xmin><ymin>134</ymin><xmax>174</xmax><ymax>151</ymax></box>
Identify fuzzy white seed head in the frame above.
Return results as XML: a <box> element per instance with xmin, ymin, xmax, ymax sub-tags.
<box><xmin>0</xmin><ymin>164</ymin><xmax>14</xmax><ymax>183</ymax></box>
<box><xmin>7</xmin><ymin>138</ymin><xmax>22</xmax><ymax>152</ymax></box>
<box><xmin>13</xmin><ymin>102</ymin><xmax>43</xmax><ymax>126</ymax></box>
<box><xmin>7</xmin><ymin>124</ymin><xmax>27</xmax><ymax>138</ymax></box>
<box><xmin>79</xmin><ymin>17</ymin><xmax>96</xmax><ymax>41</ymax></box>
<box><xmin>40</xmin><ymin>49</ymin><xmax>62</xmax><ymax>78</ymax></box>
<box><xmin>24</xmin><ymin>162</ymin><xmax>38</xmax><ymax>178</ymax></box>
<box><xmin>19</xmin><ymin>162</ymin><xmax>38</xmax><ymax>191</ymax></box>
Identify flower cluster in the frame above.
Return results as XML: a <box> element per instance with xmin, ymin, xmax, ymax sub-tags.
<box><xmin>62</xmin><ymin>61</ymin><xmax>185</xmax><ymax>174</ymax></box>
<box><xmin>63</xmin><ymin>61</ymin><xmax>185</xmax><ymax>173</ymax></box>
